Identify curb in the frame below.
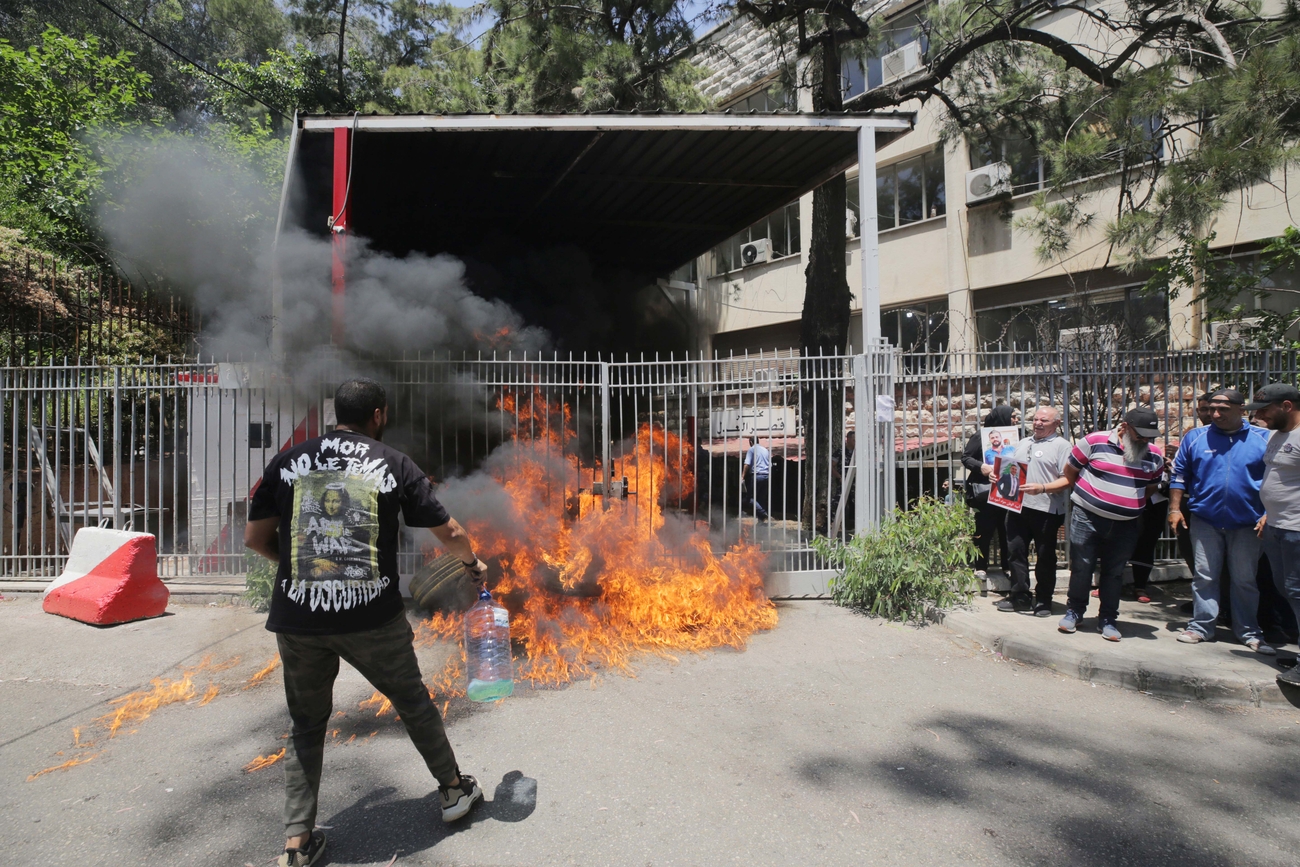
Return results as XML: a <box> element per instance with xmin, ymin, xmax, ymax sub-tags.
<box><xmin>928</xmin><ymin>606</ymin><xmax>1299</xmax><ymax>709</ymax></box>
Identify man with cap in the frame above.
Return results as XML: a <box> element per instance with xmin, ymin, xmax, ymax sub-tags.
<box><xmin>1249</xmin><ymin>383</ymin><xmax>1300</xmax><ymax>685</ymax></box>
<box><xmin>1056</xmin><ymin>408</ymin><xmax>1166</xmax><ymax>641</ymax></box>
<box><xmin>1169</xmin><ymin>388</ymin><xmax>1274</xmax><ymax>653</ymax></box>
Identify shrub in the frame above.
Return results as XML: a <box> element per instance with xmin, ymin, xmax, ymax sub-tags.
<box><xmin>244</xmin><ymin>550</ymin><xmax>276</xmax><ymax>612</ymax></box>
<box><xmin>811</xmin><ymin>497</ymin><xmax>980</xmax><ymax>622</ymax></box>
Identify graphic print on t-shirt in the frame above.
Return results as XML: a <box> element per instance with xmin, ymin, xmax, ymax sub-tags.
<box><xmin>283</xmin><ymin>436</ymin><xmax>395</xmax><ymax>612</ymax></box>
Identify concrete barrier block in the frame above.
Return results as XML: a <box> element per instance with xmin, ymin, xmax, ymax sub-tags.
<box><xmin>43</xmin><ymin>528</ymin><xmax>168</xmax><ymax>626</ymax></box>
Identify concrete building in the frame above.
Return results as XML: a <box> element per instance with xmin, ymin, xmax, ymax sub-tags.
<box><xmin>688</xmin><ymin>1</ymin><xmax>1300</xmax><ymax>356</ymax></box>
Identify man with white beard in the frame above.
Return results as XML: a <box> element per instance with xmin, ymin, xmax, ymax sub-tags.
<box><xmin>1056</xmin><ymin>408</ymin><xmax>1166</xmax><ymax>641</ymax></box>
<box><xmin>1169</xmin><ymin>388</ymin><xmax>1273</xmax><ymax>653</ymax></box>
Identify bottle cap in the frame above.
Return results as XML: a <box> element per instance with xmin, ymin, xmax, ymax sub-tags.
<box><xmin>478</xmin><ymin>587</ymin><xmax>492</xmax><ymax>601</ymax></box>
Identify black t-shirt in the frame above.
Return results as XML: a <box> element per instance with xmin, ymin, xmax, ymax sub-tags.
<box><xmin>248</xmin><ymin>430</ymin><xmax>450</xmax><ymax>634</ymax></box>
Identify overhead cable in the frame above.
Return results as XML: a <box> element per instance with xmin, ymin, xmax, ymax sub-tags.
<box><xmin>89</xmin><ymin>0</ymin><xmax>291</xmax><ymax>120</ymax></box>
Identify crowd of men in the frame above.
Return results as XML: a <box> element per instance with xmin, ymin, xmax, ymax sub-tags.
<box><xmin>963</xmin><ymin>383</ymin><xmax>1300</xmax><ymax>689</ymax></box>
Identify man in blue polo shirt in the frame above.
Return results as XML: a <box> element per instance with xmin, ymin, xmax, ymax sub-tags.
<box><xmin>1169</xmin><ymin>388</ymin><xmax>1273</xmax><ymax>653</ymax></box>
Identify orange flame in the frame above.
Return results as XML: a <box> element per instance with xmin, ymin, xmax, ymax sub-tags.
<box><xmin>243</xmin><ymin>748</ymin><xmax>286</xmax><ymax>772</ymax></box>
<box><xmin>244</xmin><ymin>654</ymin><xmax>281</xmax><ymax>689</ymax></box>
<box><xmin>27</xmin><ymin>753</ymin><xmax>100</xmax><ymax>781</ymax></box>
<box><xmin>198</xmin><ymin>684</ymin><xmax>220</xmax><ymax>706</ymax></box>
<box><xmin>420</xmin><ymin>388</ymin><xmax>775</xmax><ymax>690</ymax></box>
<box><xmin>359</xmin><ymin>692</ymin><xmax>394</xmax><ymax>717</ymax></box>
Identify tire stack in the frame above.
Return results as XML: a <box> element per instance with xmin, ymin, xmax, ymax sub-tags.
<box><xmin>409</xmin><ymin>553</ymin><xmax>479</xmax><ymax>613</ymax></box>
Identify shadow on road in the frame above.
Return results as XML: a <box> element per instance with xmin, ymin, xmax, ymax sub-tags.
<box><xmin>798</xmin><ymin>711</ymin><xmax>1300</xmax><ymax>867</ymax></box>
<box><xmin>321</xmin><ymin>770</ymin><xmax>538</xmax><ymax>864</ymax></box>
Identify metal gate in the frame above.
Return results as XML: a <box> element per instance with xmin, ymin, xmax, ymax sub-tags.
<box><xmin>1</xmin><ymin>349</ymin><xmax>895</xmax><ymax>589</ymax></box>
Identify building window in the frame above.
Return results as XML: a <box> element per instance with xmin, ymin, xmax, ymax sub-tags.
<box><xmin>709</xmin><ymin>201</ymin><xmax>801</xmax><ymax>275</ymax></box>
<box><xmin>975</xmin><ymin>288</ymin><xmax>1169</xmax><ymax>352</ymax></box>
<box><xmin>847</xmin><ymin>150</ymin><xmax>945</xmax><ymax>234</ymax></box>
<box><xmin>880</xmin><ymin>301</ymin><xmax>948</xmax><ymax>353</ymax></box>
<box><xmin>970</xmin><ymin>137</ymin><xmax>1045</xmax><ymax>195</ymax></box>
<box><xmin>842</xmin><ymin>6</ymin><xmax>930</xmax><ymax>98</ymax></box>
<box><xmin>725</xmin><ymin>82</ymin><xmax>793</xmax><ymax>113</ymax></box>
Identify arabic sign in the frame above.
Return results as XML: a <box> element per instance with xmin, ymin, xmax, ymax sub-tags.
<box><xmin>710</xmin><ymin>406</ymin><xmax>799</xmax><ymax>438</ymax></box>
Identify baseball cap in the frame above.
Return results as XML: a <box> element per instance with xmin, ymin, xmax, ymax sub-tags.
<box><xmin>1124</xmin><ymin>407</ymin><xmax>1161</xmax><ymax>439</ymax></box>
<box><xmin>1246</xmin><ymin>383</ymin><xmax>1300</xmax><ymax>411</ymax></box>
<box><xmin>1208</xmin><ymin>388</ymin><xmax>1245</xmax><ymax>405</ymax></box>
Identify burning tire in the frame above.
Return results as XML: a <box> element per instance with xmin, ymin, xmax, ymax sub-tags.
<box><xmin>409</xmin><ymin>553</ymin><xmax>480</xmax><ymax>613</ymax></box>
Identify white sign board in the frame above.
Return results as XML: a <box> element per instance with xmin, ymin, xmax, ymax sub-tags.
<box><xmin>710</xmin><ymin>406</ymin><xmax>799</xmax><ymax>438</ymax></box>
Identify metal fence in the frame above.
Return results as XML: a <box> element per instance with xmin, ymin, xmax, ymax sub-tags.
<box><xmin>0</xmin><ymin>349</ymin><xmax>895</xmax><ymax>583</ymax></box>
<box><xmin>4</xmin><ymin>348</ymin><xmax>1294</xmax><ymax>584</ymax></box>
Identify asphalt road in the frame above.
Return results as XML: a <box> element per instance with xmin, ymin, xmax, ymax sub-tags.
<box><xmin>1</xmin><ymin>595</ymin><xmax>1298</xmax><ymax>867</ymax></box>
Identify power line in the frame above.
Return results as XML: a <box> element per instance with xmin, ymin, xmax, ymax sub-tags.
<box><xmin>89</xmin><ymin>0</ymin><xmax>290</xmax><ymax>120</ymax></box>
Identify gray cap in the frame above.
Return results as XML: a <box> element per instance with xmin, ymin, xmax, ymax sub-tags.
<box><xmin>1246</xmin><ymin>383</ymin><xmax>1300</xmax><ymax>411</ymax></box>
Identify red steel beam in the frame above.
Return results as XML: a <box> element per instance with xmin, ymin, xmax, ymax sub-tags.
<box><xmin>330</xmin><ymin>126</ymin><xmax>351</xmax><ymax>345</ymax></box>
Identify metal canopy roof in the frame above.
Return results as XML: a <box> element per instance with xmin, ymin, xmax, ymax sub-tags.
<box><xmin>290</xmin><ymin>112</ymin><xmax>913</xmax><ymax>278</ymax></box>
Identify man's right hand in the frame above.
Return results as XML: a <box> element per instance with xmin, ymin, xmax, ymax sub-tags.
<box><xmin>981</xmin><ymin>463</ymin><xmax>995</xmax><ymax>478</ymax></box>
<box><xmin>1169</xmin><ymin>510</ymin><xmax>1188</xmax><ymax>533</ymax></box>
<box><xmin>464</xmin><ymin>558</ymin><xmax>488</xmax><ymax>580</ymax></box>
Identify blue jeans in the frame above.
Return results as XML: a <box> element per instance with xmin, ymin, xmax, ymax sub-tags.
<box><xmin>1066</xmin><ymin>507</ymin><xmax>1141</xmax><ymax>623</ymax></box>
<box><xmin>1262</xmin><ymin>524</ymin><xmax>1300</xmax><ymax>632</ymax></box>
<box><xmin>1187</xmin><ymin>516</ymin><xmax>1263</xmax><ymax>642</ymax></box>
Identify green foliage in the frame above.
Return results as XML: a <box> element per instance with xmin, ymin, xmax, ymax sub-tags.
<box><xmin>244</xmin><ymin>550</ymin><xmax>277</xmax><ymax>612</ymax></box>
<box><xmin>811</xmin><ymin>498</ymin><xmax>980</xmax><ymax>623</ymax></box>
<box><xmin>0</xmin><ymin>28</ymin><xmax>151</xmax><ymax>250</ymax></box>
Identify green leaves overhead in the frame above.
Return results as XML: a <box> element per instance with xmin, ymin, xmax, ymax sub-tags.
<box><xmin>0</xmin><ymin>28</ymin><xmax>151</xmax><ymax>248</ymax></box>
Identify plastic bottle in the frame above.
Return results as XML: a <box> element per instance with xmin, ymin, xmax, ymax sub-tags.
<box><xmin>464</xmin><ymin>587</ymin><xmax>514</xmax><ymax>702</ymax></box>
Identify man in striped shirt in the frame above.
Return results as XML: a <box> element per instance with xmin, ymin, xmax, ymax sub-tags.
<box><xmin>1057</xmin><ymin>408</ymin><xmax>1166</xmax><ymax>641</ymax></box>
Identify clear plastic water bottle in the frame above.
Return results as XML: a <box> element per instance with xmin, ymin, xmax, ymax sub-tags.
<box><xmin>464</xmin><ymin>587</ymin><xmax>514</xmax><ymax>702</ymax></box>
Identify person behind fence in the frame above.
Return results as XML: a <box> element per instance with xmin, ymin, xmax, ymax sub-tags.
<box><xmin>962</xmin><ymin>406</ymin><xmax>1017</xmax><ymax>582</ymax></box>
<box><xmin>741</xmin><ymin>437</ymin><xmax>771</xmax><ymax>522</ymax></box>
<box><xmin>1122</xmin><ymin>435</ymin><xmax>1178</xmax><ymax>605</ymax></box>
<box><xmin>244</xmin><ymin>378</ymin><xmax>489</xmax><ymax>867</ymax></box>
<box><xmin>1248</xmin><ymin>384</ymin><xmax>1300</xmax><ymax>686</ymax></box>
<box><xmin>1057</xmin><ymin>408</ymin><xmax>1166</xmax><ymax>642</ymax></box>
<box><xmin>997</xmin><ymin>406</ymin><xmax>1072</xmax><ymax>616</ymax></box>
<box><xmin>1169</xmin><ymin>388</ymin><xmax>1274</xmax><ymax>654</ymax></box>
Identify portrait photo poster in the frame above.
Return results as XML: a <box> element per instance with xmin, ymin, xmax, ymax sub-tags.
<box><xmin>980</xmin><ymin>425</ymin><xmax>1020</xmax><ymax>465</ymax></box>
<box><xmin>989</xmin><ymin>456</ymin><xmax>1028</xmax><ymax>513</ymax></box>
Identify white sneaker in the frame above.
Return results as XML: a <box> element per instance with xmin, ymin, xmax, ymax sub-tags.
<box><xmin>440</xmin><ymin>773</ymin><xmax>483</xmax><ymax>822</ymax></box>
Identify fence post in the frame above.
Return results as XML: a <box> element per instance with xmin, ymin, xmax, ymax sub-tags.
<box><xmin>853</xmin><ymin>353</ymin><xmax>869</xmax><ymax>535</ymax></box>
<box><xmin>112</xmin><ymin>366</ymin><xmax>122</xmax><ymax>529</ymax></box>
<box><xmin>600</xmin><ymin>361</ymin><xmax>611</xmax><ymax>509</ymax></box>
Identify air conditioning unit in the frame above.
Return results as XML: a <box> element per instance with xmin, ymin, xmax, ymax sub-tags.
<box><xmin>880</xmin><ymin>40</ymin><xmax>924</xmax><ymax>86</ymax></box>
<box><xmin>1208</xmin><ymin>318</ymin><xmax>1262</xmax><ymax>349</ymax></box>
<box><xmin>1058</xmin><ymin>325</ymin><xmax>1119</xmax><ymax>351</ymax></box>
<box><xmin>740</xmin><ymin>239</ymin><xmax>771</xmax><ymax>267</ymax></box>
<box><xmin>966</xmin><ymin>162</ymin><xmax>1012</xmax><ymax>205</ymax></box>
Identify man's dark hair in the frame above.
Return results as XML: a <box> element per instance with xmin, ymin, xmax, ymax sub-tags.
<box><xmin>335</xmin><ymin>378</ymin><xmax>387</xmax><ymax>426</ymax></box>
<box><xmin>1198</xmin><ymin>392</ymin><xmax>1214</xmax><ymax>403</ymax></box>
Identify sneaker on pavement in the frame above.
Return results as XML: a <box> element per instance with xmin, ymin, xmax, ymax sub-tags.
<box><xmin>1246</xmin><ymin>639</ymin><xmax>1277</xmax><ymax>656</ymax></box>
<box><xmin>1032</xmin><ymin>601</ymin><xmax>1053</xmax><ymax>618</ymax></box>
<box><xmin>1277</xmin><ymin>665</ymin><xmax>1300</xmax><ymax>687</ymax></box>
<box><xmin>1100</xmin><ymin>621</ymin><xmax>1121</xmax><ymax>642</ymax></box>
<box><xmin>996</xmin><ymin>595</ymin><xmax>1033</xmax><ymax>613</ymax></box>
<box><xmin>278</xmin><ymin>831</ymin><xmax>326</xmax><ymax>867</ymax></box>
<box><xmin>1176</xmin><ymin>630</ymin><xmax>1205</xmax><ymax>644</ymax></box>
<box><xmin>1058</xmin><ymin>610</ymin><xmax>1082</xmax><ymax>634</ymax></box>
<box><xmin>440</xmin><ymin>772</ymin><xmax>483</xmax><ymax>822</ymax></box>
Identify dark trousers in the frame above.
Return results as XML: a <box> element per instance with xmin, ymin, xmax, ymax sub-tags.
<box><xmin>1066</xmin><ymin>507</ymin><xmax>1141</xmax><ymax>623</ymax></box>
<box><xmin>743</xmin><ymin>476</ymin><xmax>769</xmax><ymax>520</ymax></box>
<box><xmin>972</xmin><ymin>498</ymin><xmax>1009</xmax><ymax>572</ymax></box>
<box><xmin>1004</xmin><ymin>507</ymin><xmax>1064</xmax><ymax>604</ymax></box>
<box><xmin>1129</xmin><ymin>499</ymin><xmax>1170</xmax><ymax>589</ymax></box>
<box><xmin>276</xmin><ymin>612</ymin><xmax>459</xmax><ymax>837</ymax></box>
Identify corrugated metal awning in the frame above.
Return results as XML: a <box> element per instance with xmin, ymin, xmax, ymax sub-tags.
<box><xmin>290</xmin><ymin>112</ymin><xmax>913</xmax><ymax>278</ymax></box>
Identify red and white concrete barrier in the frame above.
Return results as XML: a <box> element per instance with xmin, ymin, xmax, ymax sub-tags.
<box><xmin>43</xmin><ymin>528</ymin><xmax>169</xmax><ymax>625</ymax></box>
